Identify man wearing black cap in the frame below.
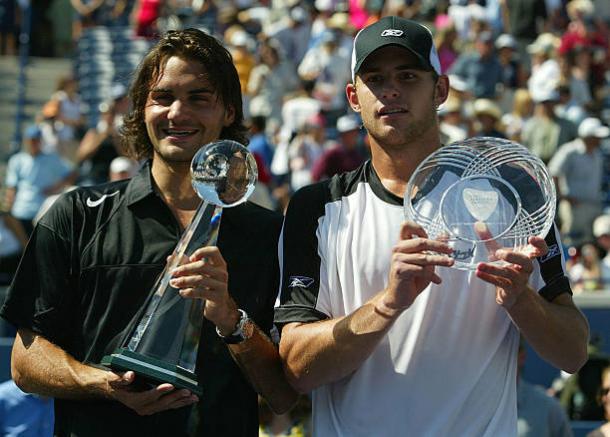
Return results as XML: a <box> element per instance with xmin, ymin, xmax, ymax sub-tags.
<box><xmin>276</xmin><ymin>16</ymin><xmax>588</xmax><ymax>435</ymax></box>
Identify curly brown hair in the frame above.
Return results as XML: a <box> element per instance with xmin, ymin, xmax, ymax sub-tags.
<box><xmin>121</xmin><ymin>29</ymin><xmax>248</xmax><ymax>160</ymax></box>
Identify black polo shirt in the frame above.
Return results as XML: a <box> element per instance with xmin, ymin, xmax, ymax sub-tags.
<box><xmin>1</xmin><ymin>161</ymin><xmax>282</xmax><ymax>437</ymax></box>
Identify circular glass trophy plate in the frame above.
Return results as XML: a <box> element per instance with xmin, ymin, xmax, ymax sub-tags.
<box><xmin>404</xmin><ymin>137</ymin><xmax>556</xmax><ymax>270</ymax></box>
<box><xmin>190</xmin><ymin>140</ymin><xmax>258</xmax><ymax>207</ymax></box>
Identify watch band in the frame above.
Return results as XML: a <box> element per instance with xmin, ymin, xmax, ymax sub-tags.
<box><xmin>216</xmin><ymin>309</ymin><xmax>253</xmax><ymax>344</ymax></box>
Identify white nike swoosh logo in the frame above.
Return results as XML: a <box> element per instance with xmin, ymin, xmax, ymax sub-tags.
<box><xmin>86</xmin><ymin>191</ymin><xmax>120</xmax><ymax>207</ymax></box>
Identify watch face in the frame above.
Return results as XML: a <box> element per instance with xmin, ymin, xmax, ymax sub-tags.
<box><xmin>241</xmin><ymin>319</ymin><xmax>255</xmax><ymax>340</ymax></box>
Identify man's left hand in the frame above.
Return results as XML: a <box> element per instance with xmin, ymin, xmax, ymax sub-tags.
<box><xmin>475</xmin><ymin>236</ymin><xmax>548</xmax><ymax>308</ymax></box>
<box><xmin>169</xmin><ymin>246</ymin><xmax>239</xmax><ymax>334</ymax></box>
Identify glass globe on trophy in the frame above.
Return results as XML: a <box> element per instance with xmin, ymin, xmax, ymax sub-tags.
<box><xmin>404</xmin><ymin>137</ymin><xmax>556</xmax><ymax>270</ymax></box>
<box><xmin>102</xmin><ymin>140</ymin><xmax>257</xmax><ymax>395</ymax></box>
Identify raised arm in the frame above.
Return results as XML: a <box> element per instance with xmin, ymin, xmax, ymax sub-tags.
<box><xmin>278</xmin><ymin>222</ymin><xmax>454</xmax><ymax>393</ymax></box>
<box><xmin>169</xmin><ymin>246</ymin><xmax>299</xmax><ymax>414</ymax></box>
<box><xmin>12</xmin><ymin>328</ymin><xmax>198</xmax><ymax>415</ymax></box>
<box><xmin>476</xmin><ymin>234</ymin><xmax>589</xmax><ymax>373</ymax></box>
<box><xmin>225</xmin><ymin>323</ymin><xmax>299</xmax><ymax>413</ymax></box>
<box><xmin>506</xmin><ymin>289</ymin><xmax>588</xmax><ymax>373</ymax></box>
<box><xmin>279</xmin><ymin>293</ymin><xmax>403</xmax><ymax>393</ymax></box>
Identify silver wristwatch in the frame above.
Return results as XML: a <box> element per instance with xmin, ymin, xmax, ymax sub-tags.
<box><xmin>216</xmin><ymin>309</ymin><xmax>254</xmax><ymax>344</ymax></box>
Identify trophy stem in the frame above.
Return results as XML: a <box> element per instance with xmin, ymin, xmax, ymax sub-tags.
<box><xmin>101</xmin><ymin>140</ymin><xmax>257</xmax><ymax>395</ymax></box>
<box><xmin>127</xmin><ymin>201</ymin><xmax>223</xmax><ymax>353</ymax></box>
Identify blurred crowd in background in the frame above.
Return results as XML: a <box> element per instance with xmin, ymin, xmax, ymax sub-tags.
<box><xmin>1</xmin><ymin>0</ymin><xmax>610</xmax><ymax>434</ymax></box>
<box><xmin>9</xmin><ymin>0</ymin><xmax>610</xmax><ymax>289</ymax></box>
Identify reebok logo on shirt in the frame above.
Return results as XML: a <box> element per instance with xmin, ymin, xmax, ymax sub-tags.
<box><xmin>540</xmin><ymin>244</ymin><xmax>560</xmax><ymax>263</ymax></box>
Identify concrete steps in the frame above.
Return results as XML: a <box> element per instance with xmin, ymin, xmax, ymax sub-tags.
<box><xmin>0</xmin><ymin>55</ymin><xmax>73</xmax><ymax>159</ymax></box>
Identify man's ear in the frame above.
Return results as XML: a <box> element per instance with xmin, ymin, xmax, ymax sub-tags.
<box><xmin>346</xmin><ymin>82</ymin><xmax>361</xmax><ymax>113</ymax></box>
<box><xmin>223</xmin><ymin>105</ymin><xmax>236</xmax><ymax>127</ymax></box>
<box><xmin>434</xmin><ymin>75</ymin><xmax>450</xmax><ymax>108</ymax></box>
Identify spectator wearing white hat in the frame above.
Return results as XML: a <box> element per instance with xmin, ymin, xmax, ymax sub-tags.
<box><xmin>494</xmin><ymin>33</ymin><xmax>526</xmax><ymax>113</ymax></box>
<box><xmin>311</xmin><ymin>114</ymin><xmax>367</xmax><ymax>181</ymax></box>
<box><xmin>496</xmin><ymin>34</ymin><xmax>525</xmax><ymax>90</ymax></box>
<box><xmin>548</xmin><ymin>117</ymin><xmax>610</xmax><ymax>246</ymax></box>
<box><xmin>472</xmin><ymin>98</ymin><xmax>506</xmax><ymax>138</ymax></box>
<box><xmin>439</xmin><ymin>96</ymin><xmax>468</xmax><ymax>145</ymax></box>
<box><xmin>527</xmin><ymin>33</ymin><xmax>561</xmax><ymax>104</ymax></box>
<box><xmin>592</xmin><ymin>214</ymin><xmax>610</xmax><ymax>287</ymax></box>
<box><xmin>500</xmin><ymin>0</ymin><xmax>547</xmax><ymax>69</ymax></box>
<box><xmin>109</xmin><ymin>157</ymin><xmax>139</xmax><ymax>182</ymax></box>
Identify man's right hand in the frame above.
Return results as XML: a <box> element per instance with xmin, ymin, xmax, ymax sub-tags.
<box><xmin>379</xmin><ymin>221</ymin><xmax>454</xmax><ymax>315</ymax></box>
<box><xmin>108</xmin><ymin>371</ymin><xmax>198</xmax><ymax>416</ymax></box>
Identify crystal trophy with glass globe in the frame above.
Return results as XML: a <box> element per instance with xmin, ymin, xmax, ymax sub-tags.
<box><xmin>101</xmin><ymin>140</ymin><xmax>257</xmax><ymax>395</ymax></box>
<box><xmin>404</xmin><ymin>137</ymin><xmax>556</xmax><ymax>270</ymax></box>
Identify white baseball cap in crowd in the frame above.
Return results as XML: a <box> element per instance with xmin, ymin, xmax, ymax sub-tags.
<box><xmin>495</xmin><ymin>34</ymin><xmax>516</xmax><ymax>50</ymax></box>
<box><xmin>473</xmin><ymin>98</ymin><xmax>502</xmax><ymax>120</ymax></box>
<box><xmin>110</xmin><ymin>157</ymin><xmax>138</xmax><ymax>175</ymax></box>
<box><xmin>578</xmin><ymin>117</ymin><xmax>610</xmax><ymax>138</ymax></box>
<box><xmin>336</xmin><ymin>114</ymin><xmax>361</xmax><ymax>133</ymax></box>
<box><xmin>111</xmin><ymin>83</ymin><xmax>127</xmax><ymax>100</ymax></box>
<box><xmin>531</xmin><ymin>86</ymin><xmax>560</xmax><ymax>104</ymax></box>
<box><xmin>593</xmin><ymin>215</ymin><xmax>610</xmax><ymax>238</ymax></box>
<box><xmin>438</xmin><ymin>96</ymin><xmax>461</xmax><ymax>115</ymax></box>
<box><xmin>448</xmin><ymin>74</ymin><xmax>470</xmax><ymax>93</ymax></box>
<box><xmin>527</xmin><ymin>33</ymin><xmax>559</xmax><ymax>55</ymax></box>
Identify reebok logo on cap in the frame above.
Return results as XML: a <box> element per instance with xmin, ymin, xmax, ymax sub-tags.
<box><xmin>351</xmin><ymin>16</ymin><xmax>441</xmax><ymax>81</ymax></box>
<box><xmin>381</xmin><ymin>29</ymin><xmax>404</xmax><ymax>37</ymax></box>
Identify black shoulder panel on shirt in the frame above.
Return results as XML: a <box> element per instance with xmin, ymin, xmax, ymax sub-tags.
<box><xmin>275</xmin><ymin>180</ymin><xmax>332</xmax><ymax>325</ymax></box>
<box><xmin>328</xmin><ymin>161</ymin><xmax>369</xmax><ymax>202</ymax></box>
<box><xmin>536</xmin><ymin>224</ymin><xmax>573</xmax><ymax>301</ymax></box>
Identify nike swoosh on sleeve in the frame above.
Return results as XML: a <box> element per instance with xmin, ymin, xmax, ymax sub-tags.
<box><xmin>86</xmin><ymin>191</ymin><xmax>120</xmax><ymax>207</ymax></box>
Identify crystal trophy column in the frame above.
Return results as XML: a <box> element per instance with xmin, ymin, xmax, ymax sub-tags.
<box><xmin>102</xmin><ymin>140</ymin><xmax>257</xmax><ymax>394</ymax></box>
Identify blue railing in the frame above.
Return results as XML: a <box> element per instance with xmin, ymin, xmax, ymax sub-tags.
<box><xmin>10</xmin><ymin>1</ymin><xmax>32</xmax><ymax>154</ymax></box>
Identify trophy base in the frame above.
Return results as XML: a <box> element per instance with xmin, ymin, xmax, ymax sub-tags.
<box><xmin>101</xmin><ymin>348</ymin><xmax>203</xmax><ymax>396</ymax></box>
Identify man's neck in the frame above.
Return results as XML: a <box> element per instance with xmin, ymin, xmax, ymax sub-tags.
<box><xmin>151</xmin><ymin>158</ymin><xmax>200</xmax><ymax>229</ymax></box>
<box><xmin>370</xmin><ymin>134</ymin><xmax>441</xmax><ymax>198</ymax></box>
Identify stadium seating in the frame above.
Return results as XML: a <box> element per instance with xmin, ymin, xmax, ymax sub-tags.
<box><xmin>75</xmin><ymin>26</ymin><xmax>152</xmax><ymax>128</ymax></box>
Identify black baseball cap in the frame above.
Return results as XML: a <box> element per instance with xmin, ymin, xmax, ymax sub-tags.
<box><xmin>351</xmin><ymin>16</ymin><xmax>441</xmax><ymax>81</ymax></box>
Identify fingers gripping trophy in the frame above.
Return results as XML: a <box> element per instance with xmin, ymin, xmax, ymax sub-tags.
<box><xmin>404</xmin><ymin>137</ymin><xmax>556</xmax><ymax>270</ymax></box>
<box><xmin>102</xmin><ymin>140</ymin><xmax>257</xmax><ymax>395</ymax></box>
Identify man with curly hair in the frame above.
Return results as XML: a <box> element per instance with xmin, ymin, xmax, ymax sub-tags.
<box><xmin>2</xmin><ymin>29</ymin><xmax>295</xmax><ymax>436</ymax></box>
